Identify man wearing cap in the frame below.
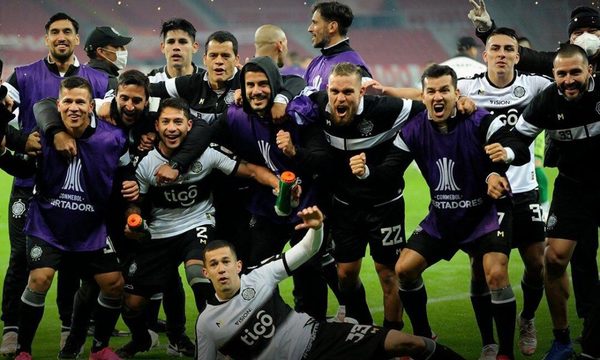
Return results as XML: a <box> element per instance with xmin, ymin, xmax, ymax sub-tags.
<box><xmin>0</xmin><ymin>12</ymin><xmax>112</xmax><ymax>356</ymax></box>
<box><xmin>440</xmin><ymin>36</ymin><xmax>487</xmax><ymax>78</ymax></box>
<box><xmin>85</xmin><ymin>26</ymin><xmax>132</xmax><ymax>78</ymax></box>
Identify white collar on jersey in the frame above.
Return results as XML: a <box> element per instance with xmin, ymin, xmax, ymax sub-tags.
<box><xmin>323</xmin><ymin>37</ymin><xmax>350</xmax><ymax>50</ymax></box>
<box><xmin>325</xmin><ymin>96</ymin><xmax>364</xmax><ymax>116</ymax></box>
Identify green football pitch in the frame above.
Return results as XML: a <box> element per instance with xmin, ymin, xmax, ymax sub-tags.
<box><xmin>0</xmin><ymin>166</ymin><xmax>594</xmax><ymax>359</ymax></box>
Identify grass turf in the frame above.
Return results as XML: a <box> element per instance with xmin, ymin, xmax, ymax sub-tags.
<box><xmin>0</xmin><ymin>166</ymin><xmax>595</xmax><ymax>359</ymax></box>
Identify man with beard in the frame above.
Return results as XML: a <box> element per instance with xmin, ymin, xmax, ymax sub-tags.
<box><xmin>305</xmin><ymin>1</ymin><xmax>371</xmax><ymax>90</ymax></box>
<box><xmin>287</xmin><ymin>62</ymin><xmax>424</xmax><ymax>331</ymax></box>
<box><xmin>511</xmin><ymin>44</ymin><xmax>600</xmax><ymax>360</ymax></box>
<box><xmin>0</xmin><ymin>12</ymin><xmax>112</xmax><ymax>355</ymax></box>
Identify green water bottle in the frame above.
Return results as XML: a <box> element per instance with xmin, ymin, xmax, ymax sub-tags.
<box><xmin>274</xmin><ymin>171</ymin><xmax>297</xmax><ymax>216</ymax></box>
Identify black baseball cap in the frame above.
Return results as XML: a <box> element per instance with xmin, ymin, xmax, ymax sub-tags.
<box><xmin>84</xmin><ymin>26</ymin><xmax>132</xmax><ymax>52</ymax></box>
<box><xmin>568</xmin><ymin>6</ymin><xmax>600</xmax><ymax>35</ymax></box>
<box><xmin>457</xmin><ymin>36</ymin><xmax>480</xmax><ymax>50</ymax></box>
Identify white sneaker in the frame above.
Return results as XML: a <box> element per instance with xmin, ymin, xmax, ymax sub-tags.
<box><xmin>518</xmin><ymin>315</ymin><xmax>537</xmax><ymax>356</ymax></box>
<box><xmin>148</xmin><ymin>329</ymin><xmax>160</xmax><ymax>349</ymax></box>
<box><xmin>479</xmin><ymin>343</ymin><xmax>498</xmax><ymax>360</ymax></box>
<box><xmin>0</xmin><ymin>331</ymin><xmax>17</xmax><ymax>356</ymax></box>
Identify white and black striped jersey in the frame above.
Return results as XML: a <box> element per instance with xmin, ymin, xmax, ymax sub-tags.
<box><xmin>458</xmin><ymin>71</ymin><xmax>551</xmax><ymax>193</ymax></box>
<box><xmin>196</xmin><ymin>254</ymin><xmax>314</xmax><ymax>360</ymax></box>
<box><xmin>515</xmin><ymin>78</ymin><xmax>600</xmax><ymax>186</ymax></box>
<box><xmin>136</xmin><ymin>145</ymin><xmax>239</xmax><ymax>239</ymax></box>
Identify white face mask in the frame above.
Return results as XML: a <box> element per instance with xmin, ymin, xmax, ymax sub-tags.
<box><xmin>102</xmin><ymin>48</ymin><xmax>128</xmax><ymax>70</ymax></box>
<box><xmin>574</xmin><ymin>32</ymin><xmax>600</xmax><ymax>57</ymax></box>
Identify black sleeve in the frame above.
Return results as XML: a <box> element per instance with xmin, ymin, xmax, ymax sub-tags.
<box><xmin>107</xmin><ymin>76</ymin><xmax>118</xmax><ymax>92</ymax></box>
<box><xmin>149</xmin><ymin>81</ymin><xmax>170</xmax><ymax>99</ymax></box>
<box><xmin>5</xmin><ymin>126</ymin><xmax>28</xmax><ymax>153</ymax></box>
<box><xmin>475</xmin><ymin>20</ymin><xmax>496</xmax><ymax>44</ymax></box>
<box><xmin>293</xmin><ymin>123</ymin><xmax>332</xmax><ymax>175</ymax></box>
<box><xmin>33</xmin><ymin>97</ymin><xmax>65</xmax><ymax>138</ymax></box>
<box><xmin>0</xmin><ymin>149</ymin><xmax>36</xmax><ymax>178</ymax></box>
<box><xmin>210</xmin><ymin>113</ymin><xmax>234</xmax><ymax>148</ymax></box>
<box><xmin>169</xmin><ymin>117</ymin><xmax>214</xmax><ymax>170</ymax></box>
<box><xmin>364</xmin><ymin>145</ymin><xmax>413</xmax><ymax>189</ymax></box>
<box><xmin>479</xmin><ymin>114</ymin><xmax>532</xmax><ymax>169</ymax></box>
<box><xmin>359</xmin><ymin>65</ymin><xmax>372</xmax><ymax>78</ymax></box>
<box><xmin>280</xmin><ymin>75</ymin><xmax>307</xmax><ymax>102</ymax></box>
<box><xmin>515</xmin><ymin>47</ymin><xmax>555</xmax><ymax>77</ymax></box>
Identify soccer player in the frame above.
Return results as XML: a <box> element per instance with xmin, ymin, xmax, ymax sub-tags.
<box><xmin>196</xmin><ymin>206</ymin><xmax>465</xmax><ymax>360</ymax></box>
<box><xmin>288</xmin><ymin>62</ymin><xmax>425</xmax><ymax>329</ymax></box>
<box><xmin>305</xmin><ymin>1</ymin><xmax>372</xmax><ymax>90</ymax></box>
<box><xmin>393</xmin><ymin>64</ymin><xmax>529</xmax><ymax>360</ymax></box>
<box><xmin>3</xmin><ymin>76</ymin><xmax>129</xmax><ymax>360</ymax></box>
<box><xmin>511</xmin><ymin>44</ymin><xmax>600</xmax><ymax>360</ymax></box>
<box><xmin>456</xmin><ymin>27</ymin><xmax>552</xmax><ymax>359</ymax></box>
<box><xmin>117</xmin><ymin>97</ymin><xmax>279</xmax><ymax>358</ymax></box>
<box><xmin>440</xmin><ymin>36</ymin><xmax>487</xmax><ymax>79</ymax></box>
<box><xmin>0</xmin><ymin>12</ymin><xmax>113</xmax><ymax>355</ymax></box>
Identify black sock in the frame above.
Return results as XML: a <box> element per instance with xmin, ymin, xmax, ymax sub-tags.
<box><xmin>383</xmin><ymin>319</ymin><xmax>404</xmax><ymax>330</ymax></box>
<box><xmin>321</xmin><ymin>255</ymin><xmax>344</xmax><ymax>305</ymax></box>
<box><xmin>70</xmin><ymin>282</ymin><xmax>99</xmax><ymax>345</ymax></box>
<box><xmin>340</xmin><ymin>282</ymin><xmax>373</xmax><ymax>325</ymax></box>
<box><xmin>163</xmin><ymin>283</ymin><xmax>187</xmax><ymax>344</ymax></box>
<box><xmin>470</xmin><ymin>294</ymin><xmax>495</xmax><ymax>346</ymax></box>
<box><xmin>17</xmin><ymin>301</ymin><xmax>44</xmax><ymax>353</ymax></box>
<box><xmin>492</xmin><ymin>296</ymin><xmax>516</xmax><ymax>358</ymax></box>
<box><xmin>123</xmin><ymin>305</ymin><xmax>151</xmax><ymax>346</ymax></box>
<box><xmin>398</xmin><ymin>283</ymin><xmax>432</xmax><ymax>337</ymax></box>
<box><xmin>144</xmin><ymin>296</ymin><xmax>162</xmax><ymax>329</ymax></box>
<box><xmin>191</xmin><ymin>282</ymin><xmax>214</xmax><ymax>313</ymax></box>
<box><xmin>520</xmin><ymin>279</ymin><xmax>543</xmax><ymax>320</ymax></box>
<box><xmin>553</xmin><ymin>327</ymin><xmax>571</xmax><ymax>344</ymax></box>
<box><xmin>92</xmin><ymin>295</ymin><xmax>121</xmax><ymax>352</ymax></box>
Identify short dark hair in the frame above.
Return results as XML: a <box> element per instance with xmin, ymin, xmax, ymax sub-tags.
<box><xmin>312</xmin><ymin>1</ymin><xmax>354</xmax><ymax>36</ymax></box>
<box><xmin>205</xmin><ymin>31</ymin><xmax>238</xmax><ymax>56</ymax></box>
<box><xmin>59</xmin><ymin>76</ymin><xmax>92</xmax><ymax>100</ymax></box>
<box><xmin>118</xmin><ymin>69</ymin><xmax>150</xmax><ymax>100</ymax></box>
<box><xmin>45</xmin><ymin>12</ymin><xmax>79</xmax><ymax>34</ymax></box>
<box><xmin>330</xmin><ymin>62</ymin><xmax>362</xmax><ymax>80</ymax></box>
<box><xmin>555</xmin><ymin>43</ymin><xmax>589</xmax><ymax>65</ymax></box>
<box><xmin>201</xmin><ymin>240</ymin><xmax>238</xmax><ymax>263</ymax></box>
<box><xmin>161</xmin><ymin>18</ymin><xmax>197</xmax><ymax>41</ymax></box>
<box><xmin>157</xmin><ymin>97</ymin><xmax>191</xmax><ymax>120</ymax></box>
<box><xmin>421</xmin><ymin>64</ymin><xmax>457</xmax><ymax>89</ymax></box>
<box><xmin>488</xmin><ymin>27</ymin><xmax>519</xmax><ymax>43</ymax></box>
<box><xmin>243</xmin><ymin>62</ymin><xmax>265</xmax><ymax>74</ymax></box>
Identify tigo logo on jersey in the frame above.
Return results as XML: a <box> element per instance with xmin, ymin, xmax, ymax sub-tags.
<box><xmin>435</xmin><ymin>157</ymin><xmax>461</xmax><ymax>191</ymax></box>
<box><xmin>240</xmin><ymin>310</ymin><xmax>275</xmax><ymax>345</ymax></box>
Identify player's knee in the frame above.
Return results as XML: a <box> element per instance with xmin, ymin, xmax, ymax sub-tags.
<box><xmin>544</xmin><ymin>247</ymin><xmax>569</xmax><ymax>275</ymax></box>
<box><xmin>185</xmin><ymin>263</ymin><xmax>207</xmax><ymax>287</ymax></box>
<box><xmin>28</xmin><ymin>271</ymin><xmax>54</xmax><ymax>292</ymax></box>
<box><xmin>124</xmin><ymin>293</ymin><xmax>146</xmax><ymax>312</ymax></box>
<box><xmin>399</xmin><ymin>275</ymin><xmax>423</xmax><ymax>292</ymax></box>
<box><xmin>484</xmin><ymin>265</ymin><xmax>508</xmax><ymax>289</ymax></box>
<box><xmin>21</xmin><ymin>287</ymin><xmax>47</xmax><ymax>308</ymax></box>
<box><xmin>395</xmin><ymin>263</ymin><xmax>421</xmax><ymax>284</ymax></box>
<box><xmin>376</xmin><ymin>266</ymin><xmax>398</xmax><ymax>292</ymax></box>
<box><xmin>99</xmin><ymin>274</ymin><xmax>124</xmax><ymax>297</ymax></box>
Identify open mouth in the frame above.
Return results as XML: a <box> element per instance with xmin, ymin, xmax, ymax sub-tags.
<box><xmin>213</xmin><ymin>68</ymin><xmax>225</xmax><ymax>76</ymax></box>
<box><xmin>335</xmin><ymin>105</ymin><xmax>348</xmax><ymax>118</ymax></box>
<box><xmin>218</xmin><ymin>276</ymin><xmax>228</xmax><ymax>284</ymax></box>
<box><xmin>432</xmin><ymin>103</ymin><xmax>445</xmax><ymax>117</ymax></box>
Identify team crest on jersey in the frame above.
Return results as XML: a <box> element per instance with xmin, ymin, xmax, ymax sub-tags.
<box><xmin>357</xmin><ymin>119</ymin><xmax>374</xmax><ymax>136</ymax></box>
<box><xmin>225</xmin><ymin>91</ymin><xmax>236</xmax><ymax>105</ymax></box>
<box><xmin>30</xmin><ymin>245</ymin><xmax>43</xmax><ymax>261</ymax></box>
<box><xmin>128</xmin><ymin>261</ymin><xmax>137</xmax><ymax>276</ymax></box>
<box><xmin>11</xmin><ymin>199</ymin><xmax>26</xmax><ymax>218</ymax></box>
<box><xmin>191</xmin><ymin>161</ymin><xmax>203</xmax><ymax>174</ymax></box>
<box><xmin>596</xmin><ymin>102</ymin><xmax>600</xmax><ymax>115</ymax></box>
<box><xmin>546</xmin><ymin>214</ymin><xmax>557</xmax><ymax>231</ymax></box>
<box><xmin>513</xmin><ymin>86</ymin><xmax>526</xmax><ymax>98</ymax></box>
<box><xmin>241</xmin><ymin>287</ymin><xmax>256</xmax><ymax>300</ymax></box>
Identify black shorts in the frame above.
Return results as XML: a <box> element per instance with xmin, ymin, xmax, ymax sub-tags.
<box><xmin>330</xmin><ymin>197</ymin><xmax>405</xmax><ymax>265</ymax></box>
<box><xmin>124</xmin><ymin>225</ymin><xmax>214</xmax><ymax>296</ymax></box>
<box><xmin>406</xmin><ymin>228</ymin><xmax>510</xmax><ymax>266</ymax></box>
<box><xmin>305</xmin><ymin>322</ymin><xmax>389</xmax><ymax>360</ymax></box>
<box><xmin>546</xmin><ymin>175</ymin><xmax>600</xmax><ymax>241</ymax></box>
<box><xmin>26</xmin><ymin>235</ymin><xmax>121</xmax><ymax>278</ymax></box>
<box><xmin>497</xmin><ymin>190</ymin><xmax>545</xmax><ymax>249</ymax></box>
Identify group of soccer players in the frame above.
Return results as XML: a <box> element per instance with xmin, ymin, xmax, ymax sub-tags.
<box><xmin>0</xmin><ymin>0</ymin><xmax>598</xmax><ymax>359</ymax></box>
